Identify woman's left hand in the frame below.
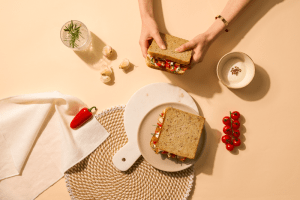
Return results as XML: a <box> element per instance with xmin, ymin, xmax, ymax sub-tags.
<box><xmin>175</xmin><ymin>33</ymin><xmax>212</xmax><ymax>66</ymax></box>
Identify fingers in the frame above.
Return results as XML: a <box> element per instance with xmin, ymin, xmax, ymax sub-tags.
<box><xmin>139</xmin><ymin>39</ymin><xmax>150</xmax><ymax>58</ymax></box>
<box><xmin>189</xmin><ymin>55</ymin><xmax>198</xmax><ymax>67</ymax></box>
<box><xmin>190</xmin><ymin>50</ymin><xmax>203</xmax><ymax>66</ymax></box>
<box><xmin>175</xmin><ymin>41</ymin><xmax>202</xmax><ymax>66</ymax></box>
<box><xmin>152</xmin><ymin>32</ymin><xmax>166</xmax><ymax>50</ymax></box>
<box><xmin>139</xmin><ymin>31</ymin><xmax>165</xmax><ymax>58</ymax></box>
<box><xmin>190</xmin><ymin>57</ymin><xmax>199</xmax><ymax>66</ymax></box>
<box><xmin>193</xmin><ymin>53</ymin><xmax>202</xmax><ymax>64</ymax></box>
<box><xmin>175</xmin><ymin>41</ymin><xmax>195</xmax><ymax>52</ymax></box>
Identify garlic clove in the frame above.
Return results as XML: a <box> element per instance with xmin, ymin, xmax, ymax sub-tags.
<box><xmin>102</xmin><ymin>46</ymin><xmax>113</xmax><ymax>58</ymax></box>
<box><xmin>119</xmin><ymin>58</ymin><xmax>130</xmax><ymax>69</ymax></box>
<box><xmin>100</xmin><ymin>65</ymin><xmax>113</xmax><ymax>76</ymax></box>
<box><xmin>100</xmin><ymin>75</ymin><xmax>111</xmax><ymax>83</ymax></box>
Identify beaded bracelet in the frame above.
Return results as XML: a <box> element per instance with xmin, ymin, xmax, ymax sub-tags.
<box><xmin>215</xmin><ymin>15</ymin><xmax>229</xmax><ymax>32</ymax></box>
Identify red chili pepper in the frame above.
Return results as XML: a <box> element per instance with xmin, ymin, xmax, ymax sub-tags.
<box><xmin>70</xmin><ymin>106</ymin><xmax>97</xmax><ymax>129</ymax></box>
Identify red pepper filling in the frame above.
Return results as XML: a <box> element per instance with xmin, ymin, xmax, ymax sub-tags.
<box><xmin>148</xmin><ymin>55</ymin><xmax>189</xmax><ymax>73</ymax></box>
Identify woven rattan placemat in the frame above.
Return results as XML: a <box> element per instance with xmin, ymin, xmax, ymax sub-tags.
<box><xmin>65</xmin><ymin>105</ymin><xmax>194</xmax><ymax>200</ymax></box>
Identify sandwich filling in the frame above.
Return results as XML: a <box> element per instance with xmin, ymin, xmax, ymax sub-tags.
<box><xmin>147</xmin><ymin>54</ymin><xmax>189</xmax><ymax>73</ymax></box>
<box><xmin>150</xmin><ymin>109</ymin><xmax>187</xmax><ymax>162</ymax></box>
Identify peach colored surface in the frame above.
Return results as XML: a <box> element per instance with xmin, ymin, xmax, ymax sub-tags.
<box><xmin>1</xmin><ymin>0</ymin><xmax>300</xmax><ymax>199</ymax></box>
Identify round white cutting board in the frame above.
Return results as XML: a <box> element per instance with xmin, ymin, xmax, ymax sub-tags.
<box><xmin>112</xmin><ymin>82</ymin><xmax>198</xmax><ymax>171</ymax></box>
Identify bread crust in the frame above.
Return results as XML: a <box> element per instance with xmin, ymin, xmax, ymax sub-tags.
<box><xmin>145</xmin><ymin>56</ymin><xmax>185</xmax><ymax>75</ymax></box>
<box><xmin>156</xmin><ymin>107</ymin><xmax>205</xmax><ymax>159</ymax></box>
<box><xmin>147</xmin><ymin>33</ymin><xmax>192</xmax><ymax>65</ymax></box>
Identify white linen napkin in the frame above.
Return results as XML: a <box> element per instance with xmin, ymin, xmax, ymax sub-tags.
<box><xmin>0</xmin><ymin>91</ymin><xmax>109</xmax><ymax>200</ymax></box>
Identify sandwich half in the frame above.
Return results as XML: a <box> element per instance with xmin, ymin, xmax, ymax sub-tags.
<box><xmin>146</xmin><ymin>33</ymin><xmax>192</xmax><ymax>75</ymax></box>
<box><xmin>150</xmin><ymin>107</ymin><xmax>205</xmax><ymax>161</ymax></box>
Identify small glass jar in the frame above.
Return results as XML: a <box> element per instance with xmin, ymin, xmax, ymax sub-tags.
<box><xmin>60</xmin><ymin>20</ymin><xmax>91</xmax><ymax>51</ymax></box>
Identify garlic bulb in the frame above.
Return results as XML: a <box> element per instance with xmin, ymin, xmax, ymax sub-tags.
<box><xmin>102</xmin><ymin>46</ymin><xmax>113</xmax><ymax>58</ymax></box>
<box><xmin>119</xmin><ymin>58</ymin><xmax>130</xmax><ymax>69</ymax></box>
<box><xmin>100</xmin><ymin>75</ymin><xmax>111</xmax><ymax>83</ymax></box>
<box><xmin>100</xmin><ymin>65</ymin><xmax>112</xmax><ymax>76</ymax></box>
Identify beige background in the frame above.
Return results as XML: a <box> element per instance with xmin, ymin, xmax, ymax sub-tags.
<box><xmin>1</xmin><ymin>0</ymin><xmax>300</xmax><ymax>199</ymax></box>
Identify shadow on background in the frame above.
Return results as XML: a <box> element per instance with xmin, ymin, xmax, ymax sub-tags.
<box><xmin>194</xmin><ymin>124</ymin><xmax>222</xmax><ymax>176</ymax></box>
<box><xmin>74</xmin><ymin>32</ymin><xmax>118</xmax><ymax>71</ymax></box>
<box><xmin>230</xmin><ymin>64</ymin><xmax>270</xmax><ymax>101</ymax></box>
<box><xmin>154</xmin><ymin>0</ymin><xmax>283</xmax><ymax>100</ymax></box>
<box><xmin>121</xmin><ymin>62</ymin><xmax>135</xmax><ymax>74</ymax></box>
<box><xmin>187</xmin><ymin>124</ymin><xmax>222</xmax><ymax>200</ymax></box>
<box><xmin>192</xmin><ymin>100</ymin><xmax>221</xmax><ymax>175</ymax></box>
<box><xmin>74</xmin><ymin>32</ymin><xmax>119</xmax><ymax>85</ymax></box>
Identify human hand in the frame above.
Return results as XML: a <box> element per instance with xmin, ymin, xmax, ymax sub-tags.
<box><xmin>139</xmin><ymin>17</ymin><xmax>166</xmax><ymax>58</ymax></box>
<box><xmin>175</xmin><ymin>33</ymin><xmax>212</xmax><ymax>66</ymax></box>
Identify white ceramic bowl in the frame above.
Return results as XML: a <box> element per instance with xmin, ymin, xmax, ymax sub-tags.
<box><xmin>217</xmin><ymin>52</ymin><xmax>255</xmax><ymax>89</ymax></box>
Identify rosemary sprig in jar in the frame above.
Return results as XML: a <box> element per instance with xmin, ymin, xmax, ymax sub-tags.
<box><xmin>64</xmin><ymin>20</ymin><xmax>84</xmax><ymax>48</ymax></box>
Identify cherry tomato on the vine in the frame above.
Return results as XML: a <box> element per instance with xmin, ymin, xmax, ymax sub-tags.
<box><xmin>221</xmin><ymin>111</ymin><xmax>243</xmax><ymax>152</ymax></box>
<box><xmin>226</xmin><ymin>143</ymin><xmax>234</xmax><ymax>151</ymax></box>
<box><xmin>223</xmin><ymin>126</ymin><xmax>232</xmax><ymax>135</ymax></box>
<box><xmin>231</xmin><ymin>111</ymin><xmax>240</xmax><ymax>120</ymax></box>
<box><xmin>221</xmin><ymin>135</ymin><xmax>231</xmax><ymax>144</ymax></box>
<box><xmin>232</xmin><ymin>120</ymin><xmax>240</xmax><ymax>130</ymax></box>
<box><xmin>233</xmin><ymin>138</ymin><xmax>241</xmax><ymax>146</ymax></box>
<box><xmin>222</xmin><ymin>116</ymin><xmax>231</xmax><ymax>126</ymax></box>
<box><xmin>233</xmin><ymin>129</ymin><xmax>240</xmax><ymax>138</ymax></box>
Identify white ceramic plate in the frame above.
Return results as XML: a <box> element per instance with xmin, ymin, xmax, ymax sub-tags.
<box><xmin>112</xmin><ymin>82</ymin><xmax>198</xmax><ymax>171</ymax></box>
<box><xmin>137</xmin><ymin>102</ymin><xmax>206</xmax><ymax>172</ymax></box>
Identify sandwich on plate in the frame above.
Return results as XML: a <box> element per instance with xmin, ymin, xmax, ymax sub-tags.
<box><xmin>146</xmin><ymin>33</ymin><xmax>192</xmax><ymax>75</ymax></box>
<box><xmin>150</xmin><ymin>107</ymin><xmax>205</xmax><ymax>162</ymax></box>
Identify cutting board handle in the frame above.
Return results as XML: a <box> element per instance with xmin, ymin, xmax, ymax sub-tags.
<box><xmin>112</xmin><ymin>142</ymin><xmax>141</xmax><ymax>171</ymax></box>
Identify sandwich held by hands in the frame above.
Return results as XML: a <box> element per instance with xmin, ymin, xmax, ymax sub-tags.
<box><xmin>146</xmin><ymin>33</ymin><xmax>192</xmax><ymax>75</ymax></box>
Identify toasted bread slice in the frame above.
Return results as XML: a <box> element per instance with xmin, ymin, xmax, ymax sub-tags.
<box><xmin>145</xmin><ymin>56</ymin><xmax>186</xmax><ymax>75</ymax></box>
<box><xmin>147</xmin><ymin>33</ymin><xmax>192</xmax><ymax>65</ymax></box>
<box><xmin>151</xmin><ymin>107</ymin><xmax>205</xmax><ymax>160</ymax></box>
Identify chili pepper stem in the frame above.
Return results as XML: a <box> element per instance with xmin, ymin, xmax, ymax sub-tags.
<box><xmin>88</xmin><ymin>106</ymin><xmax>97</xmax><ymax>112</ymax></box>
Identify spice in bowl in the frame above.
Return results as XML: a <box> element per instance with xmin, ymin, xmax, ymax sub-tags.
<box><xmin>217</xmin><ymin>52</ymin><xmax>255</xmax><ymax>89</ymax></box>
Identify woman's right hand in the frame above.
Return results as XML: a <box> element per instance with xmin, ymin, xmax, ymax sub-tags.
<box><xmin>139</xmin><ymin>17</ymin><xmax>166</xmax><ymax>58</ymax></box>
